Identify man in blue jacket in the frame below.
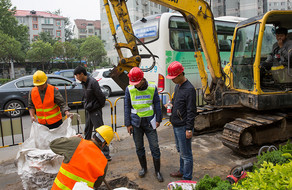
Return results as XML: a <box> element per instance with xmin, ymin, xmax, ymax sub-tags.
<box><xmin>166</xmin><ymin>61</ymin><xmax>197</xmax><ymax>180</ymax></box>
<box><xmin>124</xmin><ymin>67</ymin><xmax>163</xmax><ymax>182</ymax></box>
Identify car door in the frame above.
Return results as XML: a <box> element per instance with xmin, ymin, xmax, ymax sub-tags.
<box><xmin>47</xmin><ymin>76</ymin><xmax>83</xmax><ymax>104</ymax></box>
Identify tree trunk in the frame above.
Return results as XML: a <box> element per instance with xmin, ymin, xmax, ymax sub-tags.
<box><xmin>10</xmin><ymin>59</ymin><xmax>15</xmax><ymax>79</ymax></box>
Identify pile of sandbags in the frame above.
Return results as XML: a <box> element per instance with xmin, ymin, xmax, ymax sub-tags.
<box><xmin>16</xmin><ymin>118</ymin><xmax>76</xmax><ymax>190</ymax></box>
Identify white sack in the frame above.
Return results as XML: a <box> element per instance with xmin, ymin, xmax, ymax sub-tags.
<box><xmin>16</xmin><ymin>118</ymin><xmax>76</xmax><ymax>190</ymax></box>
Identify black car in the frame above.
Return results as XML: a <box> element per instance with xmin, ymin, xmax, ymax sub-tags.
<box><xmin>0</xmin><ymin>75</ymin><xmax>85</xmax><ymax>117</ymax></box>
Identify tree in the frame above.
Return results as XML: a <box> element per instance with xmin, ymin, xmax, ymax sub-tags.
<box><xmin>64</xmin><ymin>18</ymin><xmax>73</xmax><ymax>41</ymax></box>
<box><xmin>0</xmin><ymin>0</ymin><xmax>29</xmax><ymax>52</ymax></box>
<box><xmin>0</xmin><ymin>31</ymin><xmax>24</xmax><ymax>79</ymax></box>
<box><xmin>0</xmin><ymin>31</ymin><xmax>24</xmax><ymax>62</ymax></box>
<box><xmin>80</xmin><ymin>36</ymin><xmax>107</xmax><ymax>69</ymax></box>
<box><xmin>53</xmin><ymin>41</ymin><xmax>77</xmax><ymax>68</ymax></box>
<box><xmin>38</xmin><ymin>31</ymin><xmax>59</xmax><ymax>45</ymax></box>
<box><xmin>71</xmin><ymin>38</ymin><xmax>86</xmax><ymax>64</ymax></box>
<box><xmin>26</xmin><ymin>40</ymin><xmax>53</xmax><ymax>71</ymax></box>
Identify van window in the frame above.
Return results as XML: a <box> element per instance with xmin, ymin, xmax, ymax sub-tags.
<box><xmin>103</xmin><ymin>71</ymin><xmax>111</xmax><ymax>78</ymax></box>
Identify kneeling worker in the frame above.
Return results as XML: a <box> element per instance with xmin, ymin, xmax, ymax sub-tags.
<box><xmin>50</xmin><ymin>125</ymin><xmax>114</xmax><ymax>189</ymax></box>
<box><xmin>28</xmin><ymin>70</ymin><xmax>71</xmax><ymax>129</ymax></box>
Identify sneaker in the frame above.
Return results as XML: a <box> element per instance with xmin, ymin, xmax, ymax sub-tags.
<box><xmin>170</xmin><ymin>170</ymin><xmax>183</xmax><ymax>178</ymax></box>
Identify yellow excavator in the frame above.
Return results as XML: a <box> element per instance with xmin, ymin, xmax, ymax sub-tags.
<box><xmin>104</xmin><ymin>0</ymin><xmax>292</xmax><ymax>156</ymax></box>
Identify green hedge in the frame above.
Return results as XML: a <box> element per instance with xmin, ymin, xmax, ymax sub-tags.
<box><xmin>233</xmin><ymin>161</ymin><xmax>292</xmax><ymax>190</ymax></box>
<box><xmin>0</xmin><ymin>79</ymin><xmax>11</xmax><ymax>85</ymax></box>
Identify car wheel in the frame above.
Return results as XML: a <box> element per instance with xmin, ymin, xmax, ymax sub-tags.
<box><xmin>103</xmin><ymin>86</ymin><xmax>111</xmax><ymax>98</ymax></box>
<box><xmin>4</xmin><ymin>100</ymin><xmax>24</xmax><ymax>117</ymax></box>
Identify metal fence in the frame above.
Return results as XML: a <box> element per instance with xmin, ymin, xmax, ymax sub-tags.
<box><xmin>0</xmin><ymin>89</ymin><xmax>206</xmax><ymax>148</ymax></box>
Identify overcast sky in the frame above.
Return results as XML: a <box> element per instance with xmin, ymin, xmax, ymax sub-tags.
<box><xmin>11</xmin><ymin>0</ymin><xmax>101</xmax><ymax>25</ymax></box>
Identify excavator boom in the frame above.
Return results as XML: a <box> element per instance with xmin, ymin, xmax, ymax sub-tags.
<box><xmin>105</xmin><ymin>0</ymin><xmax>223</xmax><ymax>99</ymax></box>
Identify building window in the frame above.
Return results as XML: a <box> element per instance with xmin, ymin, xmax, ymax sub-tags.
<box><xmin>18</xmin><ymin>17</ymin><xmax>24</xmax><ymax>24</ymax></box>
<box><xmin>33</xmin><ymin>35</ymin><xmax>38</xmax><ymax>41</ymax></box>
<box><xmin>281</xmin><ymin>2</ymin><xmax>285</xmax><ymax>6</ymax></box>
<box><xmin>56</xmin><ymin>20</ymin><xmax>61</xmax><ymax>26</ymax></box>
<box><xmin>32</xmin><ymin>17</ymin><xmax>38</xmax><ymax>22</ymax></box>
<box><xmin>56</xmin><ymin>30</ymin><xmax>61</xmax><ymax>37</ymax></box>
<box><xmin>43</xmin><ymin>29</ymin><xmax>54</xmax><ymax>36</ymax></box>
<box><xmin>88</xmin><ymin>23</ymin><xmax>93</xmax><ymax>26</ymax></box>
<box><xmin>80</xmin><ymin>29</ymin><xmax>86</xmax><ymax>33</ymax></box>
<box><xmin>44</xmin><ymin>18</ymin><xmax>51</xmax><ymax>24</ymax></box>
<box><xmin>88</xmin><ymin>29</ymin><xmax>93</xmax><ymax>33</ymax></box>
<box><xmin>33</xmin><ymin>24</ymin><xmax>38</xmax><ymax>30</ymax></box>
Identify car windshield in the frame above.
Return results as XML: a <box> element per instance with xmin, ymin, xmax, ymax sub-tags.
<box><xmin>61</xmin><ymin>71</ymin><xmax>74</xmax><ymax>78</ymax></box>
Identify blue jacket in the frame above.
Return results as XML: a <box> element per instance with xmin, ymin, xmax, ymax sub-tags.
<box><xmin>171</xmin><ymin>80</ymin><xmax>196</xmax><ymax>130</ymax></box>
<box><xmin>124</xmin><ymin>81</ymin><xmax>162</xmax><ymax>127</ymax></box>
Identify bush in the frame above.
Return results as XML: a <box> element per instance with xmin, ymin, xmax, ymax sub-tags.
<box><xmin>195</xmin><ymin>175</ymin><xmax>232</xmax><ymax>190</ymax></box>
<box><xmin>254</xmin><ymin>141</ymin><xmax>292</xmax><ymax>169</ymax></box>
<box><xmin>0</xmin><ymin>79</ymin><xmax>11</xmax><ymax>85</ymax></box>
<box><xmin>232</xmin><ymin>161</ymin><xmax>292</xmax><ymax>190</ymax></box>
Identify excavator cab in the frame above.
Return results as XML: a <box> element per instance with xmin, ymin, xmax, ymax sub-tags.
<box><xmin>228</xmin><ymin>10</ymin><xmax>292</xmax><ymax>110</ymax></box>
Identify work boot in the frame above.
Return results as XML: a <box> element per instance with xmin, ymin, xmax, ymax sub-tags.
<box><xmin>153</xmin><ymin>158</ymin><xmax>164</xmax><ymax>182</ymax></box>
<box><xmin>138</xmin><ymin>155</ymin><xmax>147</xmax><ymax>178</ymax></box>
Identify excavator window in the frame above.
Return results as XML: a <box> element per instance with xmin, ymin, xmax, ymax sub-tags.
<box><xmin>260</xmin><ymin>25</ymin><xmax>292</xmax><ymax>91</ymax></box>
<box><xmin>232</xmin><ymin>23</ymin><xmax>260</xmax><ymax>91</ymax></box>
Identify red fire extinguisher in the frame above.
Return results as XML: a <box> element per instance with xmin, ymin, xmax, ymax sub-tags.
<box><xmin>167</xmin><ymin>100</ymin><xmax>172</xmax><ymax>116</ymax></box>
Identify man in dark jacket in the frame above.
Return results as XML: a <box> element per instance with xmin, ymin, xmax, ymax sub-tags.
<box><xmin>124</xmin><ymin>67</ymin><xmax>164</xmax><ymax>182</ymax></box>
<box><xmin>73</xmin><ymin>66</ymin><xmax>110</xmax><ymax>160</ymax></box>
<box><xmin>166</xmin><ymin>61</ymin><xmax>196</xmax><ymax>180</ymax></box>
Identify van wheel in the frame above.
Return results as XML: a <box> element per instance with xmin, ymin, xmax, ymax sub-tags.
<box><xmin>4</xmin><ymin>100</ymin><xmax>24</xmax><ymax>117</ymax></box>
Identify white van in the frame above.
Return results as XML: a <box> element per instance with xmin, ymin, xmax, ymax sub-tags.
<box><xmin>132</xmin><ymin>13</ymin><xmax>246</xmax><ymax>104</ymax></box>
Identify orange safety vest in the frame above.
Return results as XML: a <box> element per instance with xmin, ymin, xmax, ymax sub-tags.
<box><xmin>31</xmin><ymin>84</ymin><xmax>62</xmax><ymax>125</ymax></box>
<box><xmin>51</xmin><ymin>139</ymin><xmax>107</xmax><ymax>190</ymax></box>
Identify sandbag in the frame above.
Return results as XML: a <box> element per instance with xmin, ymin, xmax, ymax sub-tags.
<box><xmin>167</xmin><ymin>180</ymin><xmax>197</xmax><ymax>190</ymax></box>
<box><xmin>16</xmin><ymin>118</ymin><xmax>76</xmax><ymax>190</ymax></box>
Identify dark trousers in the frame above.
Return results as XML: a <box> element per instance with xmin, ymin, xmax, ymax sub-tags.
<box><xmin>133</xmin><ymin>119</ymin><xmax>161</xmax><ymax>159</ymax></box>
<box><xmin>45</xmin><ymin>119</ymin><xmax>62</xmax><ymax>129</ymax></box>
<box><xmin>85</xmin><ymin>109</ymin><xmax>110</xmax><ymax>157</ymax></box>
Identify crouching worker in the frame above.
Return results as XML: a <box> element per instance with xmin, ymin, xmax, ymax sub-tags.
<box><xmin>50</xmin><ymin>125</ymin><xmax>114</xmax><ymax>190</ymax></box>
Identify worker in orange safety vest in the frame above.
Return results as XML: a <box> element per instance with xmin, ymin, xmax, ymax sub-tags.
<box><xmin>28</xmin><ymin>70</ymin><xmax>71</xmax><ymax>129</ymax></box>
<box><xmin>50</xmin><ymin>125</ymin><xmax>114</xmax><ymax>190</ymax></box>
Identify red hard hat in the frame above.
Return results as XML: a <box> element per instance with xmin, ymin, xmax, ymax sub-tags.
<box><xmin>166</xmin><ymin>61</ymin><xmax>184</xmax><ymax>79</ymax></box>
<box><xmin>128</xmin><ymin>67</ymin><xmax>144</xmax><ymax>85</ymax></box>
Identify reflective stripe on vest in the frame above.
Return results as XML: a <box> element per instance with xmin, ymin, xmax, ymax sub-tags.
<box><xmin>52</xmin><ymin>139</ymin><xmax>107</xmax><ymax>190</ymax></box>
<box><xmin>31</xmin><ymin>84</ymin><xmax>62</xmax><ymax>125</ymax></box>
<box><xmin>128</xmin><ymin>82</ymin><xmax>156</xmax><ymax>118</ymax></box>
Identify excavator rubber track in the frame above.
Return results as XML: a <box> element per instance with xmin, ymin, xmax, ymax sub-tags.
<box><xmin>222</xmin><ymin>113</ymin><xmax>290</xmax><ymax>157</ymax></box>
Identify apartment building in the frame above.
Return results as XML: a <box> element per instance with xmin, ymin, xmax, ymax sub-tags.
<box><xmin>267</xmin><ymin>0</ymin><xmax>292</xmax><ymax>11</ymax></box>
<box><xmin>100</xmin><ymin>0</ymin><xmax>168</xmax><ymax>65</ymax></box>
<box><xmin>73</xmin><ymin>19</ymin><xmax>101</xmax><ymax>39</ymax></box>
<box><xmin>14</xmin><ymin>10</ymin><xmax>66</xmax><ymax>42</ymax></box>
<box><xmin>208</xmin><ymin>0</ymin><xmax>291</xmax><ymax>18</ymax></box>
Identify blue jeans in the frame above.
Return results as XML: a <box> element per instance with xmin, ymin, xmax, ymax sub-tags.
<box><xmin>133</xmin><ymin>121</ymin><xmax>161</xmax><ymax>159</ymax></box>
<box><xmin>173</xmin><ymin>126</ymin><xmax>193</xmax><ymax>180</ymax></box>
